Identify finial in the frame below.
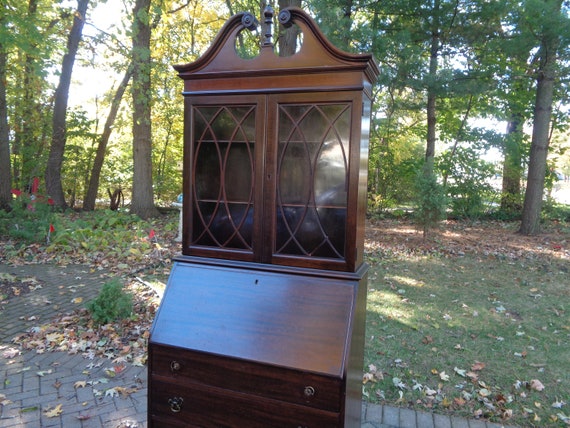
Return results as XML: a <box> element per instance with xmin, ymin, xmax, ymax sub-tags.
<box><xmin>262</xmin><ymin>4</ymin><xmax>274</xmax><ymax>47</ymax></box>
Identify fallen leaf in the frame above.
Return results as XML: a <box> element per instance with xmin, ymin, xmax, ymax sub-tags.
<box><xmin>104</xmin><ymin>369</ymin><xmax>116</xmax><ymax>378</ymax></box>
<box><xmin>2</xmin><ymin>347</ymin><xmax>21</xmax><ymax>358</ymax></box>
<box><xmin>530</xmin><ymin>379</ymin><xmax>545</xmax><ymax>391</ymax></box>
<box><xmin>392</xmin><ymin>377</ymin><xmax>407</xmax><ymax>389</ymax></box>
<box><xmin>74</xmin><ymin>380</ymin><xmax>87</xmax><ymax>389</ymax></box>
<box><xmin>363</xmin><ymin>372</ymin><xmax>375</xmax><ymax>384</ymax></box>
<box><xmin>466</xmin><ymin>371</ymin><xmax>479</xmax><ymax>381</ymax></box>
<box><xmin>425</xmin><ymin>387</ymin><xmax>437</xmax><ymax>396</ymax></box>
<box><xmin>439</xmin><ymin>371</ymin><xmax>450</xmax><ymax>381</ymax></box>
<box><xmin>105</xmin><ymin>388</ymin><xmax>118</xmax><ymax>398</ymax></box>
<box><xmin>454</xmin><ymin>397</ymin><xmax>466</xmax><ymax>406</ymax></box>
<box><xmin>115</xmin><ymin>386</ymin><xmax>138</xmax><ymax>398</ymax></box>
<box><xmin>44</xmin><ymin>404</ymin><xmax>63</xmax><ymax>418</ymax></box>
<box><xmin>454</xmin><ymin>367</ymin><xmax>466</xmax><ymax>377</ymax></box>
<box><xmin>471</xmin><ymin>361</ymin><xmax>486</xmax><ymax>371</ymax></box>
<box><xmin>0</xmin><ymin>394</ymin><xmax>12</xmax><ymax>406</ymax></box>
<box><xmin>113</xmin><ymin>363</ymin><xmax>126</xmax><ymax>374</ymax></box>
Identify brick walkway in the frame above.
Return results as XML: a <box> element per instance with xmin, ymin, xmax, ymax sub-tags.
<box><xmin>0</xmin><ymin>263</ymin><xmax>518</xmax><ymax>428</ymax></box>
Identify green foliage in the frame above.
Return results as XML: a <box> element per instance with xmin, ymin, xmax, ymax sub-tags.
<box><xmin>541</xmin><ymin>201</ymin><xmax>570</xmax><ymax>224</ymax></box>
<box><xmin>437</xmin><ymin>147</ymin><xmax>498</xmax><ymax>220</ymax></box>
<box><xmin>367</xmin><ymin>104</ymin><xmax>426</xmax><ymax>217</ymax></box>
<box><xmin>0</xmin><ymin>196</ymin><xmax>57</xmax><ymax>243</ymax></box>
<box><xmin>46</xmin><ymin>210</ymin><xmax>155</xmax><ymax>257</ymax></box>
<box><xmin>87</xmin><ymin>278</ymin><xmax>133</xmax><ymax>325</ymax></box>
<box><xmin>62</xmin><ymin>108</ymin><xmax>98</xmax><ymax>208</ymax></box>
<box><xmin>413</xmin><ymin>166</ymin><xmax>448</xmax><ymax>237</ymax></box>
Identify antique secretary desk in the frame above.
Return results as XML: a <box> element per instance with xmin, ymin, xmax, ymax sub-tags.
<box><xmin>148</xmin><ymin>6</ymin><xmax>378</xmax><ymax>427</ymax></box>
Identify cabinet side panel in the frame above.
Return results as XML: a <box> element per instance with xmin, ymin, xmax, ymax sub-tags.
<box><xmin>344</xmin><ymin>271</ymin><xmax>368</xmax><ymax>427</ymax></box>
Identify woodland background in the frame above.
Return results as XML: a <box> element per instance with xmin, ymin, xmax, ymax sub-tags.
<box><xmin>0</xmin><ymin>0</ymin><xmax>569</xmax><ymax>233</ymax></box>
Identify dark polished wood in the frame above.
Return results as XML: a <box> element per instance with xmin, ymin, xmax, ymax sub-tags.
<box><xmin>149</xmin><ymin>6</ymin><xmax>377</xmax><ymax>427</ymax></box>
<box><xmin>149</xmin><ymin>261</ymin><xmax>367</xmax><ymax>427</ymax></box>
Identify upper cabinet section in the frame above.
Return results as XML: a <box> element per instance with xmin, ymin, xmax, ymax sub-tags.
<box><xmin>177</xmin><ymin>7</ymin><xmax>378</xmax><ymax>272</ymax></box>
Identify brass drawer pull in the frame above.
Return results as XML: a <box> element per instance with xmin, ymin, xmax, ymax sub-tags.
<box><xmin>170</xmin><ymin>360</ymin><xmax>181</xmax><ymax>372</ymax></box>
<box><xmin>168</xmin><ymin>396</ymin><xmax>184</xmax><ymax>413</ymax></box>
<box><xmin>303</xmin><ymin>386</ymin><xmax>315</xmax><ymax>397</ymax></box>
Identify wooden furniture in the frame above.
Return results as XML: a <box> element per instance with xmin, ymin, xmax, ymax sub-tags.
<box><xmin>149</xmin><ymin>6</ymin><xmax>378</xmax><ymax>427</ymax></box>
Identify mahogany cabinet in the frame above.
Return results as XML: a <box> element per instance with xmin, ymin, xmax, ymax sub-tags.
<box><xmin>149</xmin><ymin>6</ymin><xmax>378</xmax><ymax>427</ymax></box>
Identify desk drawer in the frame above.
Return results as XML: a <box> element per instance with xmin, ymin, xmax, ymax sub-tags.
<box><xmin>149</xmin><ymin>377</ymin><xmax>341</xmax><ymax>428</ymax></box>
<box><xmin>150</xmin><ymin>344</ymin><xmax>343</xmax><ymax>412</ymax></box>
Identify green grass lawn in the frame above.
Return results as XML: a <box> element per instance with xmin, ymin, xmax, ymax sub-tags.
<box><xmin>363</xmin><ymin>222</ymin><xmax>570</xmax><ymax>427</ymax></box>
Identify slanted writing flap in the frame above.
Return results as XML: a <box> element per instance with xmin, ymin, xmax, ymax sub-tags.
<box><xmin>150</xmin><ymin>261</ymin><xmax>357</xmax><ymax>377</ymax></box>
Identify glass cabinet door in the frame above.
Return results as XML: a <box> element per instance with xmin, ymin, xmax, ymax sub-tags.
<box><xmin>190</xmin><ymin>103</ymin><xmax>258</xmax><ymax>254</ymax></box>
<box><xmin>273</xmin><ymin>102</ymin><xmax>352</xmax><ymax>261</ymax></box>
<box><xmin>186</xmin><ymin>95</ymin><xmax>358</xmax><ymax>269</ymax></box>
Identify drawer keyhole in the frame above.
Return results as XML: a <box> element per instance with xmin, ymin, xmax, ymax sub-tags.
<box><xmin>170</xmin><ymin>361</ymin><xmax>181</xmax><ymax>372</ymax></box>
<box><xmin>303</xmin><ymin>386</ymin><xmax>315</xmax><ymax>397</ymax></box>
<box><xmin>168</xmin><ymin>396</ymin><xmax>184</xmax><ymax>413</ymax></box>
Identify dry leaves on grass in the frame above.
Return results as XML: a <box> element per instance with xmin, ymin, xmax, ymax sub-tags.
<box><xmin>365</xmin><ymin>219</ymin><xmax>569</xmax><ymax>262</ymax></box>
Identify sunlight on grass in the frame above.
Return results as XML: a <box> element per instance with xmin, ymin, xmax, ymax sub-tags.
<box><xmin>364</xmin><ymin>252</ymin><xmax>570</xmax><ymax>427</ymax></box>
<box><xmin>386</xmin><ymin>274</ymin><xmax>426</xmax><ymax>288</ymax></box>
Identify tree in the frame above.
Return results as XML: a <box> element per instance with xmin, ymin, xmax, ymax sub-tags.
<box><xmin>520</xmin><ymin>0</ymin><xmax>566</xmax><ymax>235</ymax></box>
<box><xmin>1</xmin><ymin>0</ymin><xmax>59</xmax><ymax>206</ymax></box>
<box><xmin>278</xmin><ymin>0</ymin><xmax>302</xmax><ymax>56</ymax></box>
<box><xmin>0</xmin><ymin>7</ymin><xmax>11</xmax><ymax>210</ymax></box>
<box><xmin>130</xmin><ymin>0</ymin><xmax>160</xmax><ymax>219</ymax></box>
<box><xmin>45</xmin><ymin>0</ymin><xmax>90</xmax><ymax>209</ymax></box>
<box><xmin>14</xmin><ymin>0</ymin><xmax>52</xmax><ymax>191</ymax></box>
<box><xmin>83</xmin><ymin>64</ymin><xmax>133</xmax><ymax>211</ymax></box>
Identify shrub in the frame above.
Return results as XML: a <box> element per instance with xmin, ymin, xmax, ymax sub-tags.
<box><xmin>0</xmin><ymin>195</ymin><xmax>57</xmax><ymax>243</ymax></box>
<box><xmin>413</xmin><ymin>166</ymin><xmax>448</xmax><ymax>238</ymax></box>
<box><xmin>87</xmin><ymin>279</ymin><xmax>133</xmax><ymax>325</ymax></box>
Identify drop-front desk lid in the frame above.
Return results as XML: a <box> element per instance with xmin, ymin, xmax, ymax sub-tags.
<box><xmin>150</xmin><ymin>260</ymin><xmax>360</xmax><ymax>378</ymax></box>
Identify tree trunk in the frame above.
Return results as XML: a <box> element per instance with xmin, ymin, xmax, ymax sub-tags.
<box><xmin>45</xmin><ymin>0</ymin><xmax>89</xmax><ymax>209</ymax></box>
<box><xmin>519</xmin><ymin>0</ymin><xmax>562</xmax><ymax>235</ymax></box>
<box><xmin>17</xmin><ymin>0</ymin><xmax>41</xmax><ymax>191</ymax></box>
<box><xmin>500</xmin><ymin>114</ymin><xmax>524</xmax><ymax>214</ymax></box>
<box><xmin>425</xmin><ymin>0</ymin><xmax>440</xmax><ymax>175</ymax></box>
<box><xmin>83</xmin><ymin>64</ymin><xmax>134</xmax><ymax>211</ymax></box>
<box><xmin>0</xmin><ymin>30</ymin><xmax>11</xmax><ymax>210</ymax></box>
<box><xmin>339</xmin><ymin>0</ymin><xmax>354</xmax><ymax>51</ymax></box>
<box><xmin>278</xmin><ymin>0</ymin><xmax>301</xmax><ymax>56</ymax></box>
<box><xmin>130</xmin><ymin>0</ymin><xmax>159</xmax><ymax>219</ymax></box>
